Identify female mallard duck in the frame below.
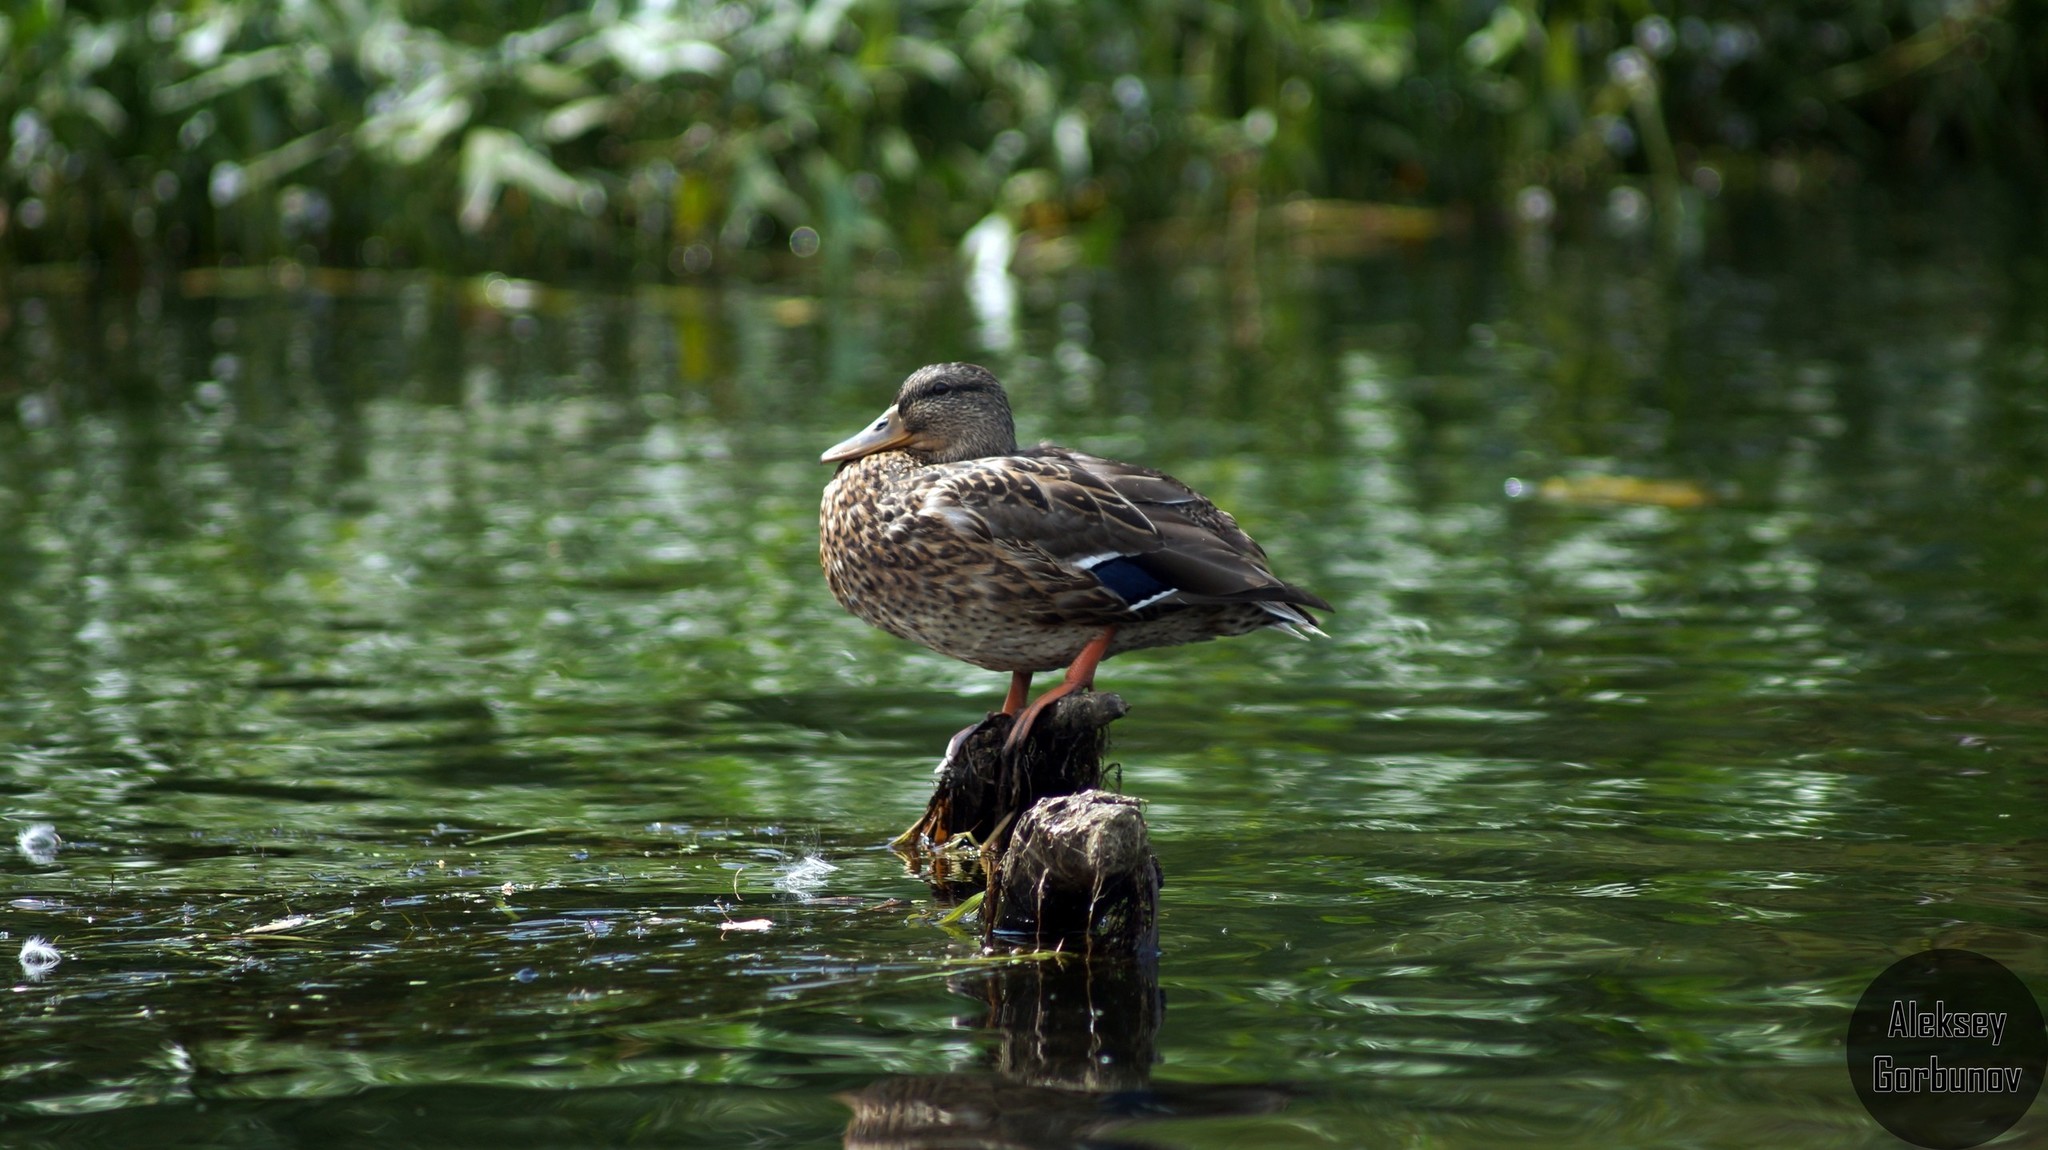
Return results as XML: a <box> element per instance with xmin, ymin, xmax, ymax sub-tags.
<box><xmin>820</xmin><ymin>363</ymin><xmax>1330</xmax><ymax>750</ymax></box>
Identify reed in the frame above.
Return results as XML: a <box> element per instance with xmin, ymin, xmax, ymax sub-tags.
<box><xmin>1</xmin><ymin>0</ymin><xmax>2038</xmax><ymax>276</ymax></box>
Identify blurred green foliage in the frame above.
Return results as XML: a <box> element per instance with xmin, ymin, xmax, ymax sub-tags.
<box><xmin>1</xmin><ymin>0</ymin><xmax>2040</xmax><ymax>276</ymax></box>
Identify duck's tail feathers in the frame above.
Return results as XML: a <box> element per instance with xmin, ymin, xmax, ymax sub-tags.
<box><xmin>1261</xmin><ymin>601</ymin><xmax>1328</xmax><ymax>640</ymax></box>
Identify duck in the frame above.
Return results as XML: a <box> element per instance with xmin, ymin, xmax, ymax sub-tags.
<box><xmin>820</xmin><ymin>363</ymin><xmax>1330</xmax><ymax>752</ymax></box>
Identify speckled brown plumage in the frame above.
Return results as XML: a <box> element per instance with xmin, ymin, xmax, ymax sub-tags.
<box><xmin>818</xmin><ymin>364</ymin><xmax>1330</xmax><ymax>687</ymax></box>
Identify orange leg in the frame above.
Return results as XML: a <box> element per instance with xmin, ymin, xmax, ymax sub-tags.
<box><xmin>1004</xmin><ymin>627</ymin><xmax>1117</xmax><ymax>753</ymax></box>
<box><xmin>1001</xmin><ymin>670</ymin><xmax>1033</xmax><ymax>716</ymax></box>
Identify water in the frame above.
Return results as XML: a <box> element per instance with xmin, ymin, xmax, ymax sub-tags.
<box><xmin>3</xmin><ymin>195</ymin><xmax>2044</xmax><ymax>1147</ymax></box>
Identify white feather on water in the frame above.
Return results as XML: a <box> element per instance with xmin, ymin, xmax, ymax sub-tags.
<box><xmin>15</xmin><ymin>824</ymin><xmax>60</xmax><ymax>866</ymax></box>
<box><xmin>18</xmin><ymin>936</ymin><xmax>61</xmax><ymax>980</ymax></box>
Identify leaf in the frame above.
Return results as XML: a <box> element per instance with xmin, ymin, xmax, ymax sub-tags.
<box><xmin>359</xmin><ymin>75</ymin><xmax>474</xmax><ymax>165</ymax></box>
<box><xmin>518</xmin><ymin>61</ymin><xmax>593</xmax><ymax>102</ymax></box>
<box><xmin>1318</xmin><ymin>19</ymin><xmax>1414</xmax><ymax>90</ymax></box>
<box><xmin>246</xmin><ymin>129</ymin><xmax>340</xmax><ymax>185</ymax></box>
<box><xmin>876</xmin><ymin>127</ymin><xmax>920</xmax><ymax>181</ymax></box>
<box><xmin>936</xmin><ymin>891</ymin><xmax>984</xmax><ymax>925</ymax></box>
<box><xmin>179</xmin><ymin>9</ymin><xmax>243</xmax><ymax>69</ymax></box>
<box><xmin>541</xmin><ymin>96</ymin><xmax>614</xmax><ymax>143</ymax></box>
<box><xmin>73</xmin><ymin>87</ymin><xmax>128</xmax><ymax>134</ymax></box>
<box><xmin>66</xmin><ymin>22</ymin><xmax>125</xmax><ymax>76</ymax></box>
<box><xmin>1533</xmin><ymin>475</ymin><xmax>1711</xmax><ymax>509</ymax></box>
<box><xmin>725</xmin><ymin>145</ymin><xmax>810</xmax><ymax>232</ymax></box>
<box><xmin>459</xmin><ymin>127</ymin><xmax>604</xmax><ymax>233</ymax></box>
<box><xmin>209</xmin><ymin>129</ymin><xmax>340</xmax><ymax>205</ymax></box>
<box><xmin>1463</xmin><ymin>6</ymin><xmax>1529</xmax><ymax>72</ymax></box>
<box><xmin>154</xmin><ymin>46</ymin><xmax>296</xmax><ymax>112</ymax></box>
<box><xmin>598</xmin><ymin>18</ymin><xmax>725</xmax><ymax>82</ymax></box>
<box><xmin>800</xmin><ymin>0</ymin><xmax>859</xmax><ymax>52</ymax></box>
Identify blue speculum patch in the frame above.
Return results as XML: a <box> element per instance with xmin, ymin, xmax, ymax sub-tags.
<box><xmin>1089</xmin><ymin>555</ymin><xmax>1174</xmax><ymax>608</ymax></box>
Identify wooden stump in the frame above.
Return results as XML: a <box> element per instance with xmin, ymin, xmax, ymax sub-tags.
<box><xmin>896</xmin><ymin>691</ymin><xmax>1128</xmax><ymax>848</ymax></box>
<box><xmin>844</xmin><ymin>698</ymin><xmax>1288</xmax><ymax>1145</ymax></box>
<box><xmin>984</xmin><ymin>791</ymin><xmax>1160</xmax><ymax>955</ymax></box>
<box><xmin>892</xmin><ymin>690</ymin><xmax>1159</xmax><ymax>956</ymax></box>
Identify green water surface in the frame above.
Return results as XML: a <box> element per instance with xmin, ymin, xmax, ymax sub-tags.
<box><xmin>2</xmin><ymin>198</ymin><xmax>2044</xmax><ymax>1148</ymax></box>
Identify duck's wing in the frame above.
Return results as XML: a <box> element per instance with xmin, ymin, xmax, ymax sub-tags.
<box><xmin>917</xmin><ymin>448</ymin><xmax>1330</xmax><ymax>628</ymax></box>
<box><xmin>1036</xmin><ymin>448</ymin><xmax>1333</xmax><ymax>623</ymax></box>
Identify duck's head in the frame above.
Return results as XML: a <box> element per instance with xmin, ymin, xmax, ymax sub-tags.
<box><xmin>821</xmin><ymin>363</ymin><xmax>1017</xmax><ymax>466</ymax></box>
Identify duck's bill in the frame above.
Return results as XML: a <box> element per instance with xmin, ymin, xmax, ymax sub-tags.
<box><xmin>821</xmin><ymin>405</ymin><xmax>913</xmax><ymax>463</ymax></box>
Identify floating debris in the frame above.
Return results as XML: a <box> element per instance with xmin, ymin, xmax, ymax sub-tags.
<box><xmin>773</xmin><ymin>854</ymin><xmax>840</xmax><ymax>895</ymax></box>
<box><xmin>15</xmin><ymin>823</ymin><xmax>60</xmax><ymax>866</ymax></box>
<box><xmin>244</xmin><ymin>914</ymin><xmax>316</xmax><ymax>935</ymax></box>
<box><xmin>18</xmin><ymin>936</ymin><xmax>60</xmax><ymax>980</ymax></box>
<box><xmin>1506</xmin><ymin>474</ymin><xmax>1712</xmax><ymax>508</ymax></box>
<box><xmin>466</xmin><ymin>828</ymin><xmax>559</xmax><ymax>846</ymax></box>
<box><xmin>240</xmin><ymin>909</ymin><xmax>353</xmax><ymax>937</ymax></box>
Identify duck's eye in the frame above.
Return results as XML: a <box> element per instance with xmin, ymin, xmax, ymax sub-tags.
<box><xmin>928</xmin><ymin>381</ymin><xmax>952</xmax><ymax>396</ymax></box>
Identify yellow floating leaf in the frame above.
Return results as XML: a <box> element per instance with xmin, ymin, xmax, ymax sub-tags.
<box><xmin>1536</xmin><ymin>475</ymin><xmax>1711</xmax><ymax>509</ymax></box>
